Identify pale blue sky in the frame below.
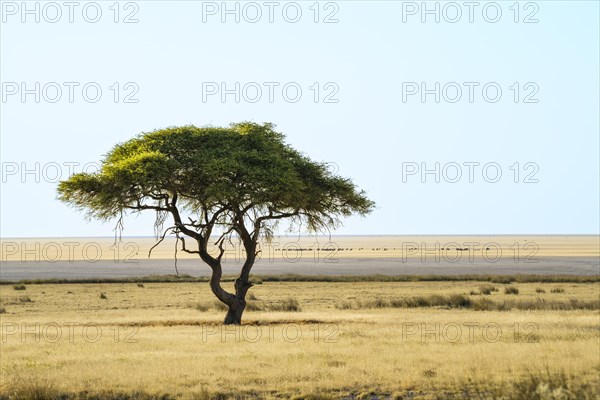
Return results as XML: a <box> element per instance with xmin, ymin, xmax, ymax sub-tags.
<box><xmin>1</xmin><ymin>0</ymin><xmax>599</xmax><ymax>237</ymax></box>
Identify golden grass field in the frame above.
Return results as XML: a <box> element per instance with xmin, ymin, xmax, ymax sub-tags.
<box><xmin>1</xmin><ymin>279</ymin><xmax>599</xmax><ymax>399</ymax></box>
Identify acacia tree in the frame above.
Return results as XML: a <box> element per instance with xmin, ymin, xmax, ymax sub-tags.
<box><xmin>58</xmin><ymin>122</ymin><xmax>374</xmax><ymax>324</ymax></box>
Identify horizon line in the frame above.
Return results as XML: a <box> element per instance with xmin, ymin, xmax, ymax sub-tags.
<box><xmin>1</xmin><ymin>233</ymin><xmax>599</xmax><ymax>240</ymax></box>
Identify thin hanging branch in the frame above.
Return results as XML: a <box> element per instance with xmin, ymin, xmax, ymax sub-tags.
<box><xmin>173</xmin><ymin>230</ymin><xmax>180</xmax><ymax>276</ymax></box>
<box><xmin>154</xmin><ymin>209</ymin><xmax>169</xmax><ymax>240</ymax></box>
<box><xmin>113</xmin><ymin>211</ymin><xmax>125</xmax><ymax>244</ymax></box>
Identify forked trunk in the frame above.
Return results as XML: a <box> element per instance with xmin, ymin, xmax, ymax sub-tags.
<box><xmin>204</xmin><ymin>244</ymin><xmax>255</xmax><ymax>325</ymax></box>
<box><xmin>222</xmin><ymin>278</ymin><xmax>253</xmax><ymax>325</ymax></box>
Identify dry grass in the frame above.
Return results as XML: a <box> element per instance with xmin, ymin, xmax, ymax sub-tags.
<box><xmin>191</xmin><ymin>298</ymin><xmax>300</xmax><ymax>313</ymax></box>
<box><xmin>3</xmin><ymin>273</ymin><xmax>600</xmax><ymax>286</ymax></box>
<box><xmin>335</xmin><ymin>294</ymin><xmax>600</xmax><ymax>311</ymax></box>
<box><xmin>504</xmin><ymin>286</ymin><xmax>520</xmax><ymax>295</ymax></box>
<box><xmin>0</xmin><ymin>280</ymin><xmax>598</xmax><ymax>399</ymax></box>
<box><xmin>478</xmin><ymin>284</ymin><xmax>498</xmax><ymax>295</ymax></box>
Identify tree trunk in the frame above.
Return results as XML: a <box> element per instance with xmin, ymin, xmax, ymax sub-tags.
<box><xmin>224</xmin><ymin>300</ymin><xmax>245</xmax><ymax>325</ymax></box>
<box><xmin>222</xmin><ymin>278</ymin><xmax>253</xmax><ymax>325</ymax></box>
<box><xmin>201</xmin><ymin>235</ymin><xmax>256</xmax><ymax>325</ymax></box>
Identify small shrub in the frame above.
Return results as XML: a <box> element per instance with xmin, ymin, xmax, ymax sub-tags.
<box><xmin>551</xmin><ymin>287</ymin><xmax>565</xmax><ymax>293</ymax></box>
<box><xmin>13</xmin><ymin>284</ymin><xmax>26</xmax><ymax>291</ymax></box>
<box><xmin>478</xmin><ymin>284</ymin><xmax>497</xmax><ymax>295</ymax></box>
<box><xmin>405</xmin><ymin>296</ymin><xmax>438</xmax><ymax>307</ymax></box>
<box><xmin>193</xmin><ymin>303</ymin><xmax>209</xmax><ymax>312</ymax></box>
<box><xmin>99</xmin><ymin>293</ymin><xmax>107</xmax><ymax>299</ymax></box>
<box><xmin>536</xmin><ymin>287</ymin><xmax>546</xmax><ymax>293</ymax></box>
<box><xmin>471</xmin><ymin>298</ymin><xmax>496</xmax><ymax>311</ymax></box>
<box><xmin>19</xmin><ymin>295</ymin><xmax>32</xmax><ymax>303</ymax></box>
<box><xmin>325</xmin><ymin>360</ymin><xmax>346</xmax><ymax>368</ymax></box>
<box><xmin>422</xmin><ymin>369</ymin><xmax>437</xmax><ymax>378</ymax></box>
<box><xmin>504</xmin><ymin>286</ymin><xmax>519</xmax><ymax>295</ymax></box>
<box><xmin>249</xmin><ymin>276</ymin><xmax>263</xmax><ymax>285</ymax></box>
<box><xmin>137</xmin><ymin>283</ymin><xmax>145</xmax><ymax>288</ymax></box>
<box><xmin>270</xmin><ymin>297</ymin><xmax>301</xmax><ymax>312</ymax></box>
<box><xmin>372</xmin><ymin>297</ymin><xmax>388</xmax><ymax>308</ymax></box>
<box><xmin>448</xmin><ymin>294</ymin><xmax>472</xmax><ymax>308</ymax></box>
<box><xmin>335</xmin><ymin>300</ymin><xmax>356</xmax><ymax>310</ymax></box>
<box><xmin>245</xmin><ymin>301</ymin><xmax>264</xmax><ymax>311</ymax></box>
<box><xmin>0</xmin><ymin>307</ymin><xmax>5</xmax><ymax>314</ymax></box>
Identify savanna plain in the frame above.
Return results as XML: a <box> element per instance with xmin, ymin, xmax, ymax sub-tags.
<box><xmin>1</xmin><ymin>277</ymin><xmax>599</xmax><ymax>399</ymax></box>
<box><xmin>0</xmin><ymin>236</ymin><xmax>599</xmax><ymax>399</ymax></box>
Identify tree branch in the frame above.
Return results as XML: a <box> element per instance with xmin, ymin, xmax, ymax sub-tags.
<box><xmin>215</xmin><ymin>226</ymin><xmax>236</xmax><ymax>262</ymax></box>
<box><xmin>148</xmin><ymin>226</ymin><xmax>175</xmax><ymax>258</ymax></box>
<box><xmin>252</xmin><ymin>210</ymin><xmax>299</xmax><ymax>243</ymax></box>
<box><xmin>178</xmin><ymin>236</ymin><xmax>200</xmax><ymax>255</ymax></box>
